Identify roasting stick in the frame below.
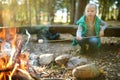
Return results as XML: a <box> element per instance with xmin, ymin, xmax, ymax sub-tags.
<box><xmin>82</xmin><ymin>36</ymin><xmax>100</xmax><ymax>39</ymax></box>
<box><xmin>38</xmin><ymin>36</ymin><xmax>99</xmax><ymax>43</ymax></box>
<box><xmin>47</xmin><ymin>39</ymin><xmax>72</xmax><ymax>42</ymax></box>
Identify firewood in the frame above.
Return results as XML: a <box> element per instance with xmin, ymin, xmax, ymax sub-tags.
<box><xmin>17</xmin><ymin>68</ymin><xmax>35</xmax><ymax>80</ymax></box>
<box><xmin>12</xmin><ymin>74</ymin><xmax>29</xmax><ymax>80</ymax></box>
<box><xmin>0</xmin><ymin>66</ymin><xmax>14</xmax><ymax>72</ymax></box>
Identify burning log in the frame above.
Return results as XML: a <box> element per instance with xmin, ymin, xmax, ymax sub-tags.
<box><xmin>0</xmin><ymin>27</ymin><xmax>33</xmax><ymax>80</ymax></box>
<box><xmin>12</xmin><ymin>75</ymin><xmax>30</xmax><ymax>80</ymax></box>
<box><xmin>17</xmin><ymin>69</ymin><xmax>34</xmax><ymax>80</ymax></box>
<box><xmin>0</xmin><ymin>64</ymin><xmax>35</xmax><ymax>80</ymax></box>
<box><xmin>0</xmin><ymin>27</ymin><xmax>50</xmax><ymax>80</ymax></box>
<box><xmin>0</xmin><ymin>66</ymin><xmax>14</xmax><ymax>72</ymax></box>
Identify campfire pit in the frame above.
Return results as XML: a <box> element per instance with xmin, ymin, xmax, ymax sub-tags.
<box><xmin>0</xmin><ymin>27</ymin><xmax>33</xmax><ymax>80</ymax></box>
<box><xmin>0</xmin><ymin>27</ymin><xmax>71</xmax><ymax>80</ymax></box>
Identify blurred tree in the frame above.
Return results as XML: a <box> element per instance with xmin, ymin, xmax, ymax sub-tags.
<box><xmin>47</xmin><ymin>0</ymin><xmax>56</xmax><ymax>24</ymax></box>
<box><xmin>70</xmin><ymin>0</ymin><xmax>76</xmax><ymax>24</ymax></box>
<box><xmin>9</xmin><ymin>0</ymin><xmax>18</xmax><ymax>26</ymax></box>
<box><xmin>35</xmin><ymin>0</ymin><xmax>40</xmax><ymax>24</ymax></box>
<box><xmin>54</xmin><ymin>0</ymin><xmax>68</xmax><ymax>24</ymax></box>
<box><xmin>116</xmin><ymin>0</ymin><xmax>120</xmax><ymax>21</ymax></box>
<box><xmin>74</xmin><ymin>0</ymin><xmax>89</xmax><ymax>24</ymax></box>
<box><xmin>0</xmin><ymin>0</ymin><xmax>119</xmax><ymax>26</ymax></box>
<box><xmin>62</xmin><ymin>0</ymin><xmax>71</xmax><ymax>23</ymax></box>
<box><xmin>99</xmin><ymin>0</ymin><xmax>117</xmax><ymax>20</ymax></box>
<box><xmin>0</xmin><ymin>1</ymin><xmax>3</xmax><ymax>26</ymax></box>
<box><xmin>27</xmin><ymin>0</ymin><xmax>31</xmax><ymax>26</ymax></box>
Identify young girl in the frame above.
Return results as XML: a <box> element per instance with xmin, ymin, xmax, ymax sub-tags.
<box><xmin>72</xmin><ymin>3</ymin><xmax>107</xmax><ymax>53</ymax></box>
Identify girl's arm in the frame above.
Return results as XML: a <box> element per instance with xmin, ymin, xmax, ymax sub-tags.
<box><xmin>76</xmin><ymin>25</ymin><xmax>82</xmax><ymax>40</ymax></box>
<box><xmin>100</xmin><ymin>20</ymin><xmax>108</xmax><ymax>31</ymax></box>
<box><xmin>99</xmin><ymin>20</ymin><xmax>108</xmax><ymax>36</ymax></box>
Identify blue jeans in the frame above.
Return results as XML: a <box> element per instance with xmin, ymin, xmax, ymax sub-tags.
<box><xmin>77</xmin><ymin>37</ymin><xmax>99</xmax><ymax>51</ymax></box>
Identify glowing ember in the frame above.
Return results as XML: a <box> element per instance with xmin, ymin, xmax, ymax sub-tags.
<box><xmin>0</xmin><ymin>27</ymin><xmax>29</xmax><ymax>80</ymax></box>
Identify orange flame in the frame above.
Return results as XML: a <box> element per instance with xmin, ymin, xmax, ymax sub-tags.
<box><xmin>0</xmin><ymin>27</ymin><xmax>29</xmax><ymax>80</ymax></box>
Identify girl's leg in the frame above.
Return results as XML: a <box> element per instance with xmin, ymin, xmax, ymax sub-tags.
<box><xmin>77</xmin><ymin>38</ymin><xmax>88</xmax><ymax>53</ymax></box>
<box><xmin>88</xmin><ymin>37</ymin><xmax>99</xmax><ymax>52</ymax></box>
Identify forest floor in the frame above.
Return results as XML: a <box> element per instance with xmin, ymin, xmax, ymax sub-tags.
<box><xmin>26</xmin><ymin>34</ymin><xmax>120</xmax><ymax>80</ymax></box>
<box><xmin>25</xmin><ymin>21</ymin><xmax>120</xmax><ymax>80</ymax></box>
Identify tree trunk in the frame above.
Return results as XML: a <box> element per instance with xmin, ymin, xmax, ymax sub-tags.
<box><xmin>10</xmin><ymin>0</ymin><xmax>18</xmax><ymax>26</ymax></box>
<box><xmin>26</xmin><ymin>0</ymin><xmax>31</xmax><ymax>26</ymax></box>
<box><xmin>70</xmin><ymin>0</ymin><xmax>76</xmax><ymax>24</ymax></box>
<box><xmin>47</xmin><ymin>0</ymin><xmax>55</xmax><ymax>24</ymax></box>
<box><xmin>117</xmin><ymin>8</ymin><xmax>120</xmax><ymax>21</ymax></box>
<box><xmin>117</xmin><ymin>1</ymin><xmax>120</xmax><ymax>21</ymax></box>
<box><xmin>0</xmin><ymin>12</ymin><xmax>3</xmax><ymax>27</ymax></box>
<box><xmin>99</xmin><ymin>0</ymin><xmax>115</xmax><ymax>20</ymax></box>
<box><xmin>74</xmin><ymin>0</ymin><xmax>89</xmax><ymax>24</ymax></box>
<box><xmin>35</xmin><ymin>0</ymin><xmax>40</xmax><ymax>24</ymax></box>
<box><xmin>0</xmin><ymin>2</ymin><xmax>3</xmax><ymax>27</ymax></box>
<box><xmin>101</xmin><ymin>1</ymin><xmax>109</xmax><ymax>20</ymax></box>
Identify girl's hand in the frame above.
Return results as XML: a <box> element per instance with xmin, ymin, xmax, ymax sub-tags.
<box><xmin>77</xmin><ymin>36</ymin><xmax>82</xmax><ymax>40</ymax></box>
<box><xmin>99</xmin><ymin>30</ymin><xmax>104</xmax><ymax>37</ymax></box>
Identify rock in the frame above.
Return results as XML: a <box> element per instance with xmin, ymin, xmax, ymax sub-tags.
<box><xmin>72</xmin><ymin>63</ymin><xmax>100</xmax><ymax>79</ymax></box>
<box><xmin>29</xmin><ymin>53</ymin><xmax>38</xmax><ymax>60</ymax></box>
<box><xmin>67</xmin><ymin>57</ymin><xmax>88</xmax><ymax>68</ymax></box>
<box><xmin>55</xmin><ymin>54</ymin><xmax>70</xmax><ymax>66</ymax></box>
<box><xmin>39</xmin><ymin>53</ymin><xmax>54</xmax><ymax>65</ymax></box>
<box><xmin>117</xmin><ymin>73</ymin><xmax>120</xmax><ymax>77</ymax></box>
<box><xmin>33</xmin><ymin>59</ymin><xmax>39</xmax><ymax>66</ymax></box>
<box><xmin>28</xmin><ymin>58</ymin><xmax>39</xmax><ymax>66</ymax></box>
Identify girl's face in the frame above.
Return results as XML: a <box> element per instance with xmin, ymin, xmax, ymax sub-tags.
<box><xmin>85</xmin><ymin>5</ymin><xmax>96</xmax><ymax>18</ymax></box>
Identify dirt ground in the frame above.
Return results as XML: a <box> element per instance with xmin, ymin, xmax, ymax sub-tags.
<box><xmin>25</xmin><ymin>33</ymin><xmax>120</xmax><ymax>80</ymax></box>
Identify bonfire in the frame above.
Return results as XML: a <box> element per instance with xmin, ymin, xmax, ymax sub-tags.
<box><xmin>0</xmin><ymin>27</ymin><xmax>32</xmax><ymax>80</ymax></box>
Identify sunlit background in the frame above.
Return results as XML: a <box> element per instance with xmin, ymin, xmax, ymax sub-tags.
<box><xmin>0</xmin><ymin>0</ymin><xmax>119</xmax><ymax>26</ymax></box>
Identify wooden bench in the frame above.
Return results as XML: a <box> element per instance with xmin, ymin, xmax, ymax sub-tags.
<box><xmin>48</xmin><ymin>25</ymin><xmax>120</xmax><ymax>37</ymax></box>
<box><xmin>1</xmin><ymin>25</ymin><xmax>120</xmax><ymax>37</ymax></box>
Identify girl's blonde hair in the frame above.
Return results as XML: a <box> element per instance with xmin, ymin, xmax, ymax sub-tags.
<box><xmin>84</xmin><ymin>3</ymin><xmax>97</xmax><ymax>14</ymax></box>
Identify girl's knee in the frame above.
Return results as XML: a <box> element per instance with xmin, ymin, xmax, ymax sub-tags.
<box><xmin>89</xmin><ymin>37</ymin><xmax>98</xmax><ymax>43</ymax></box>
<box><xmin>89</xmin><ymin>37</ymin><xmax>99</xmax><ymax>45</ymax></box>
